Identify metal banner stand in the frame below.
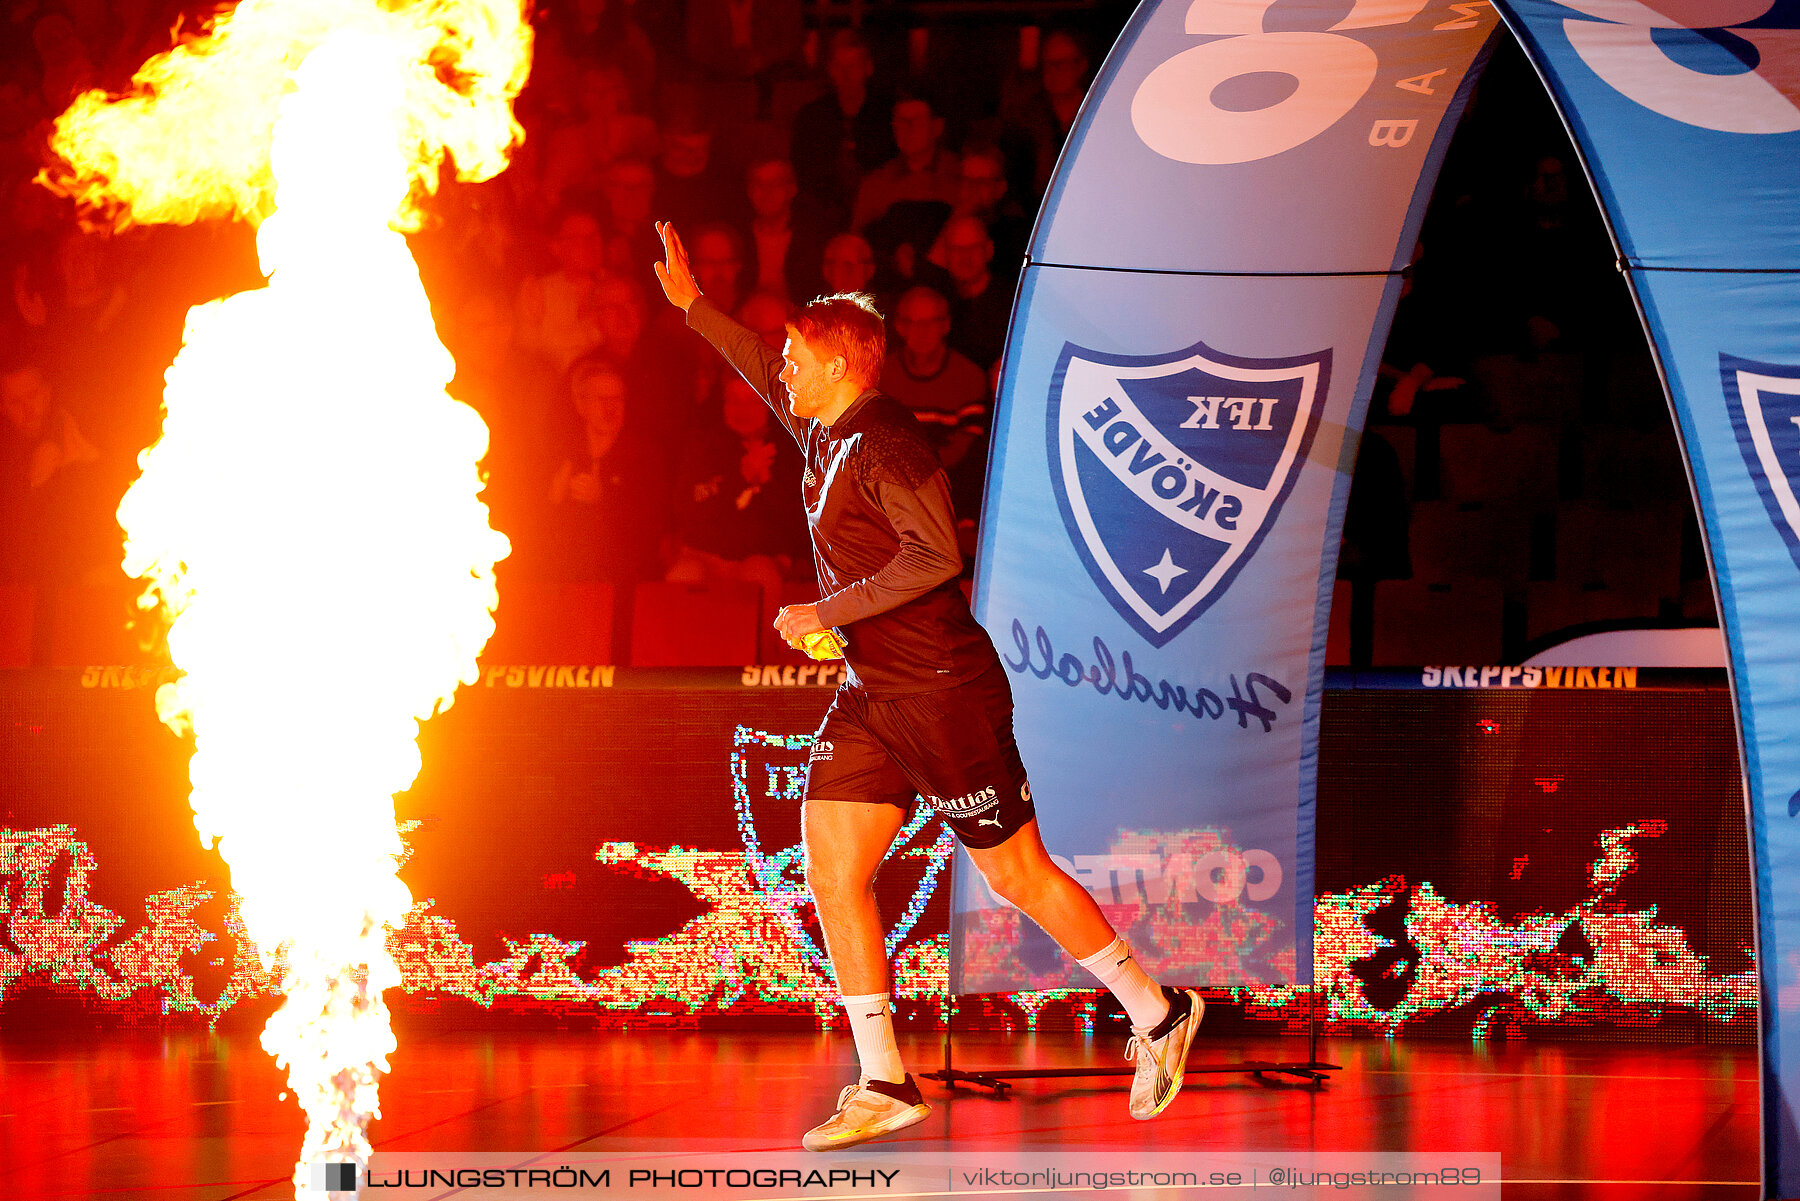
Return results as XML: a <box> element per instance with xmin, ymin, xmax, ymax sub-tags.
<box><xmin>922</xmin><ymin>987</ymin><xmax>1341</xmax><ymax>1095</ymax></box>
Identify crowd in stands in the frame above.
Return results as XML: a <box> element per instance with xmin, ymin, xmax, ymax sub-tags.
<box><xmin>0</xmin><ymin>1</ymin><xmax>1698</xmax><ymax>666</ymax></box>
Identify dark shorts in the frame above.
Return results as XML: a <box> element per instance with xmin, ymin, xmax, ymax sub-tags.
<box><xmin>803</xmin><ymin>663</ymin><xmax>1037</xmax><ymax>850</ymax></box>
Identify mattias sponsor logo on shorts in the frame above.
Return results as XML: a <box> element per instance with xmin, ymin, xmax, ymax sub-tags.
<box><xmin>1047</xmin><ymin>339</ymin><xmax>1328</xmax><ymax>647</ymax></box>
<box><xmin>925</xmin><ymin>786</ymin><xmax>1001</xmax><ymax>817</ymax></box>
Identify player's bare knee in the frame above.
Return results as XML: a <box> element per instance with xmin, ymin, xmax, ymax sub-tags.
<box><xmin>810</xmin><ymin>878</ymin><xmax>874</xmax><ymax>914</ymax></box>
<box><xmin>805</xmin><ymin>854</ymin><xmax>878</xmax><ymax>908</ymax></box>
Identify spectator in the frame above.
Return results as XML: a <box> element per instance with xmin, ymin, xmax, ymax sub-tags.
<box><xmin>1378</xmin><ymin>242</ymin><xmax>1471</xmax><ymax>423</ymax></box>
<box><xmin>851</xmin><ymin>92</ymin><xmax>961</xmax><ymax>233</ymax></box>
<box><xmin>656</xmin><ymin>107</ymin><xmax>731</xmax><ymax>231</ymax></box>
<box><xmin>0</xmin><ymin>359</ymin><xmax>105</xmax><ymax>586</ymax></box>
<box><xmin>1002</xmin><ymin>29</ymin><xmax>1090</xmax><ymax>200</ymax></box>
<box><xmin>13</xmin><ymin>227</ymin><xmax>127</xmax><ymax>341</ymax></box>
<box><xmin>648</xmin><ymin>223</ymin><xmax>750</xmax><ymax>411</ymax></box>
<box><xmin>540</xmin><ymin>0</ymin><xmax>658</xmax><ymax>102</ymax></box>
<box><xmin>864</xmin><ymin>199</ymin><xmax>954</xmax><ymax>303</ymax></box>
<box><xmin>949</xmin><ymin>142</ymin><xmax>1031</xmax><ymax>279</ymax></box>
<box><xmin>789</xmin><ymin>29</ymin><xmax>895</xmax><ymax>223</ymax></box>
<box><xmin>588</xmin><ymin>275</ymin><xmax>650</xmax><ymax>363</ymax></box>
<box><xmin>735</xmin><ymin>292</ymin><xmax>793</xmax><ymax>353</ymax></box>
<box><xmin>946</xmin><ymin>349</ymin><xmax>1005</xmax><ymax>548</ymax></box>
<box><xmin>685</xmin><ymin>224</ymin><xmax>749</xmax><ymax>317</ymax></box>
<box><xmin>684</xmin><ymin>0</ymin><xmax>804</xmax><ymax>96</ymax></box>
<box><xmin>879</xmin><ymin>286</ymin><xmax>987</xmax><ymax>472</ymax></box>
<box><xmin>412</xmin><ymin>178</ymin><xmax>528</xmax><ymax>304</ymax></box>
<box><xmin>585</xmin><ymin>273</ymin><xmax>688</xmax><ymax>454</ymax></box>
<box><xmin>597</xmin><ymin>157</ymin><xmax>662</xmax><ymax>280</ymax></box>
<box><xmin>443</xmin><ymin>287</ymin><xmax>559</xmax><ymax>572</ymax></box>
<box><xmin>539</xmin><ymin>65</ymin><xmax>659</xmax><ymax>212</ymax></box>
<box><xmin>516</xmin><ymin>209</ymin><xmax>608</xmax><ymax>375</ymax></box>
<box><xmin>447</xmin><ymin>286</ymin><xmax>559</xmax><ymax>442</ymax></box>
<box><xmin>11</xmin><ymin>228</ymin><xmax>129</xmax><ymax>429</ymax></box>
<box><xmin>819</xmin><ymin>232</ymin><xmax>878</xmax><ymax>299</ymax></box>
<box><xmin>665</xmin><ymin>373</ymin><xmax>809</xmax><ymax>612</ymax></box>
<box><xmin>936</xmin><ymin>215</ymin><xmax>1011</xmax><ymax>372</ymax></box>
<box><xmin>741</xmin><ymin>156</ymin><xmax>832</xmax><ymax>305</ymax></box>
<box><xmin>543</xmin><ymin>355</ymin><xmax>665</xmax><ymax>584</ymax></box>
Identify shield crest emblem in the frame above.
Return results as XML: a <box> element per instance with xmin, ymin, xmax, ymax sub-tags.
<box><xmin>1722</xmin><ymin>354</ymin><xmax>1800</xmax><ymax>573</ymax></box>
<box><xmin>1046</xmin><ymin>339</ymin><xmax>1330</xmax><ymax>647</ymax></box>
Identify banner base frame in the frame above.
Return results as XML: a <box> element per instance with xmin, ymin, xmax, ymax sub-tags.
<box><xmin>920</xmin><ymin>988</ymin><xmax>1341</xmax><ymax>1096</ymax></box>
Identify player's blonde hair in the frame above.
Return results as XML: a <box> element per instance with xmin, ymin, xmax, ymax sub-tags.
<box><xmin>791</xmin><ymin>292</ymin><xmax>886</xmax><ymax>387</ymax></box>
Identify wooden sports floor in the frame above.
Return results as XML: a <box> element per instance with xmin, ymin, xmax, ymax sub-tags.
<box><xmin>1</xmin><ymin>1028</ymin><xmax>1759</xmax><ymax>1199</ymax></box>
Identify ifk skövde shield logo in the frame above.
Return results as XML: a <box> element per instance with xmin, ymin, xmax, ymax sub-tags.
<box><xmin>1046</xmin><ymin>339</ymin><xmax>1330</xmax><ymax>647</ymax></box>
<box><xmin>1722</xmin><ymin>354</ymin><xmax>1800</xmax><ymax>573</ymax></box>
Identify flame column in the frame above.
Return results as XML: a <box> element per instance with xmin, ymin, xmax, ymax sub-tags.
<box><xmin>118</xmin><ymin>30</ymin><xmax>508</xmax><ymax>1194</ymax></box>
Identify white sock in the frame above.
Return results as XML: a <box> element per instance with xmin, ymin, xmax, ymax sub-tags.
<box><xmin>841</xmin><ymin>993</ymin><xmax>907</xmax><ymax>1085</ymax></box>
<box><xmin>1077</xmin><ymin>937</ymin><xmax>1170</xmax><ymax>1029</ymax></box>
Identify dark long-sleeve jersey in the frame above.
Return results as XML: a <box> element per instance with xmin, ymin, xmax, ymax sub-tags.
<box><xmin>687</xmin><ymin>297</ymin><xmax>999</xmax><ymax>696</ymax></box>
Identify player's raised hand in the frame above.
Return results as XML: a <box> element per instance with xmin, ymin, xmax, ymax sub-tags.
<box><xmin>653</xmin><ymin>220</ymin><xmax>702</xmax><ymax>312</ymax></box>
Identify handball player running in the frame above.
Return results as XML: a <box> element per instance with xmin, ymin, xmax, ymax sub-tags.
<box><xmin>653</xmin><ymin>221</ymin><xmax>1202</xmax><ymax>1150</ymax></box>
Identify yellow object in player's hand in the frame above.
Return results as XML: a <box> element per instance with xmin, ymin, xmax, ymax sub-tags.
<box><xmin>799</xmin><ymin>628</ymin><xmax>847</xmax><ymax>660</ymax></box>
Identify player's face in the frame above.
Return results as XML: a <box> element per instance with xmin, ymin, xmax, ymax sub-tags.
<box><xmin>779</xmin><ymin>328</ymin><xmax>835</xmax><ymax>421</ymax></box>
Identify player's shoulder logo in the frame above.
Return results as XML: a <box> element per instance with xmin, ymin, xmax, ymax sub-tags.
<box><xmin>1046</xmin><ymin>338</ymin><xmax>1330</xmax><ymax>647</ymax></box>
<box><xmin>1721</xmin><ymin>354</ymin><xmax>1800</xmax><ymax>572</ymax></box>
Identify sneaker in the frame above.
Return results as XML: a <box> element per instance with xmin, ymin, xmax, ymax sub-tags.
<box><xmin>801</xmin><ymin>1074</ymin><xmax>931</xmax><ymax>1151</ymax></box>
<box><xmin>1125</xmin><ymin>986</ymin><xmax>1203</xmax><ymax>1119</ymax></box>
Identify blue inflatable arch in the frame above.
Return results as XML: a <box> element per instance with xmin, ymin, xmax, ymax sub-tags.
<box><xmin>958</xmin><ymin>1</ymin><xmax>1800</xmax><ymax>1193</ymax></box>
